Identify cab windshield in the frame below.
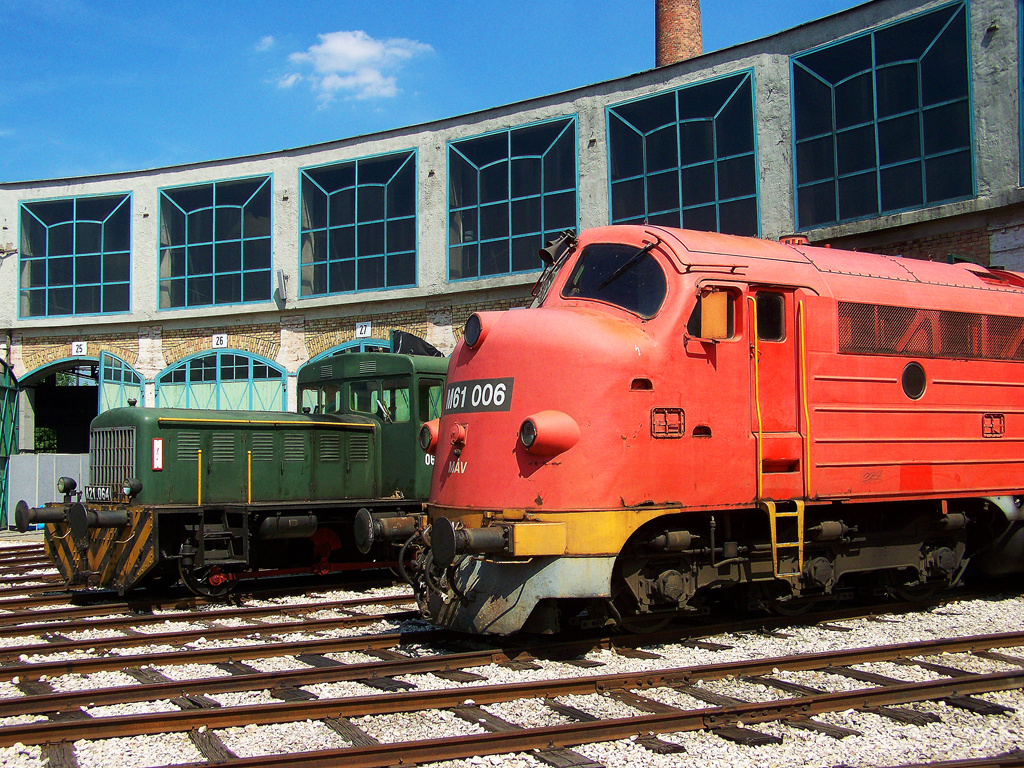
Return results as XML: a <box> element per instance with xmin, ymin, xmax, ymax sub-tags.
<box><xmin>560</xmin><ymin>243</ymin><xmax>667</xmax><ymax>317</ymax></box>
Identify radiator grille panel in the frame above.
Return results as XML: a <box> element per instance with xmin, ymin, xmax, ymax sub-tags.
<box><xmin>251</xmin><ymin>432</ymin><xmax>274</xmax><ymax>461</ymax></box>
<box><xmin>211</xmin><ymin>433</ymin><xmax>236</xmax><ymax>463</ymax></box>
<box><xmin>89</xmin><ymin>427</ymin><xmax>136</xmax><ymax>486</ymax></box>
<box><xmin>320</xmin><ymin>435</ymin><xmax>341</xmax><ymax>462</ymax></box>
<box><xmin>177</xmin><ymin>432</ymin><xmax>201</xmax><ymax>462</ymax></box>
<box><xmin>284</xmin><ymin>434</ymin><xmax>306</xmax><ymax>462</ymax></box>
<box><xmin>838</xmin><ymin>301</ymin><xmax>1024</xmax><ymax>361</ymax></box>
<box><xmin>349</xmin><ymin>435</ymin><xmax>370</xmax><ymax>462</ymax></box>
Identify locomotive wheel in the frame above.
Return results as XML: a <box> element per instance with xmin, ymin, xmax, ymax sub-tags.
<box><xmin>885</xmin><ymin>571</ymin><xmax>939</xmax><ymax>602</ymax></box>
<box><xmin>178</xmin><ymin>560</ymin><xmax>239</xmax><ymax>599</ymax></box>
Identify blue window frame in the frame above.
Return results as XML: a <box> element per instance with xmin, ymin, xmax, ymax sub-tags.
<box><xmin>19</xmin><ymin>194</ymin><xmax>131</xmax><ymax>317</ymax></box>
<box><xmin>300</xmin><ymin>151</ymin><xmax>417</xmax><ymax>296</ymax></box>
<box><xmin>792</xmin><ymin>2</ymin><xmax>972</xmax><ymax>230</ymax></box>
<box><xmin>607</xmin><ymin>72</ymin><xmax>758</xmax><ymax>236</ymax></box>
<box><xmin>155</xmin><ymin>350</ymin><xmax>286</xmax><ymax>411</ymax></box>
<box><xmin>159</xmin><ymin>176</ymin><xmax>272</xmax><ymax>308</ymax></box>
<box><xmin>448</xmin><ymin>117</ymin><xmax>577</xmax><ymax>280</ymax></box>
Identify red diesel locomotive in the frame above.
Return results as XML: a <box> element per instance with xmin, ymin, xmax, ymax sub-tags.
<box><xmin>366</xmin><ymin>225</ymin><xmax>1024</xmax><ymax>634</ymax></box>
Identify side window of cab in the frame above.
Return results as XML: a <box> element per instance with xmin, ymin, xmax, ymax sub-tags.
<box><xmin>686</xmin><ymin>289</ymin><xmax>736</xmax><ymax>340</ymax></box>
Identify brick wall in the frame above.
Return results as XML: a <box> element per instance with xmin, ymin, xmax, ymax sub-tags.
<box><xmin>656</xmin><ymin>0</ymin><xmax>702</xmax><ymax>67</ymax></box>
<box><xmin>862</xmin><ymin>227</ymin><xmax>991</xmax><ymax>266</ymax></box>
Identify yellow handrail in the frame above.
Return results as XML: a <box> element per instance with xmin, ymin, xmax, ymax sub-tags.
<box><xmin>797</xmin><ymin>300</ymin><xmax>812</xmax><ymax>499</ymax></box>
<box><xmin>247</xmin><ymin>450</ymin><xmax>252</xmax><ymax>504</ymax></box>
<box><xmin>747</xmin><ymin>295</ymin><xmax>763</xmax><ymax>500</ymax></box>
<box><xmin>197</xmin><ymin>449</ymin><xmax>202</xmax><ymax>507</ymax></box>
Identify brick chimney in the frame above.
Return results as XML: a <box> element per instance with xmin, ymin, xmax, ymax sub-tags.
<box><xmin>656</xmin><ymin>0</ymin><xmax>703</xmax><ymax>66</ymax></box>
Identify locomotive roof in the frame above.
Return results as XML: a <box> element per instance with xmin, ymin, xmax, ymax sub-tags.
<box><xmin>90</xmin><ymin>406</ymin><xmax>378</xmax><ymax>430</ymax></box>
<box><xmin>296</xmin><ymin>351</ymin><xmax>448</xmax><ymax>386</ymax></box>
<box><xmin>607</xmin><ymin>226</ymin><xmax>1024</xmax><ymax>312</ymax></box>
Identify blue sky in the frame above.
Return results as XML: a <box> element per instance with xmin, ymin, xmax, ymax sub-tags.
<box><xmin>0</xmin><ymin>0</ymin><xmax>855</xmax><ymax>183</ymax></box>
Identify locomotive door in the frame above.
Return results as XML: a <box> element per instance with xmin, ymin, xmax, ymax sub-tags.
<box><xmin>749</xmin><ymin>288</ymin><xmax>804</xmax><ymax>500</ymax></box>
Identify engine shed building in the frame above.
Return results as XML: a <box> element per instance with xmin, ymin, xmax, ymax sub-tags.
<box><xmin>0</xmin><ymin>0</ymin><xmax>1021</xmax><ymax>519</ymax></box>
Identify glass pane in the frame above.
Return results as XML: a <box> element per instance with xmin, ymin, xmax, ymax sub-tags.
<box><xmin>922</xmin><ymin>101</ymin><xmax>969</xmax><ymax>155</ymax></box>
<box><xmin>511</xmin><ymin>235</ymin><xmax>543</xmax><ymax>273</ymax></box>
<box><xmin>385</xmin><ymin>157</ymin><xmax>416</xmax><ymax>218</ymax></box>
<box><xmin>49</xmin><ymin>223</ymin><xmax>74</xmax><ymax>256</ymax></box>
<box><xmin>511</xmin><ymin>196</ymin><xmax>542</xmax><ymax>236</ymax></box>
<box><xmin>75</xmin><ymin>285</ymin><xmax>100</xmax><ymax>314</ymax></box>
<box><xmin>796</xmin><ymin>135</ymin><xmax>835</xmax><ymax>185</ymax></box>
<box><xmin>679</xmin><ymin>120</ymin><xmax>714</xmax><ymax>165</ymax></box>
<box><xmin>215</xmin><ymin>206</ymin><xmax>242</xmax><ymax>240</ymax></box>
<box><xmin>188</xmin><ymin>243</ymin><xmax>213</xmax><ymax>275</ymax></box>
<box><xmin>103</xmin><ymin>198</ymin><xmax>131</xmax><ymax>252</ymax></box>
<box><xmin>479</xmin><ymin>203</ymin><xmax>509</xmax><ymax>241</ymax></box>
<box><xmin>876</xmin><ymin>63</ymin><xmax>919</xmax><ymax>119</ymax></box>
<box><xmin>49</xmin><ymin>257</ymin><xmax>73</xmax><ymax>286</ymax></box>
<box><xmin>479</xmin><ymin>161</ymin><xmax>508</xmax><ymax>205</ymax></box>
<box><xmin>792</xmin><ymin>65</ymin><xmax>834</xmax><ymax>141</ymax></box>
<box><xmin>543</xmin><ymin>191</ymin><xmax>575</xmax><ymax>231</ymax></box>
<box><xmin>646</xmin><ymin>171</ymin><xmax>680</xmax><ymax>214</ymax></box>
<box><xmin>448</xmin><ymin>151</ymin><xmax>478</xmax><ymax>208</ymax></box>
<box><xmin>543</xmin><ymin>126</ymin><xmax>576</xmax><ymax>193</ymax></box>
<box><xmin>103</xmin><ymin>283</ymin><xmax>129</xmax><ymax>313</ymax></box>
<box><xmin>877</xmin><ymin>114</ymin><xmax>921</xmax><ymax>165</ymax></box>
<box><xmin>329</xmin><ymin>226</ymin><xmax>355</xmax><ymax>260</ymax></box>
<box><xmin>834</xmin><ymin>72</ymin><xmax>874</xmax><ymax>129</ymax></box>
<box><xmin>797</xmin><ymin>180</ymin><xmax>837</xmax><ymax>228</ymax></box>
<box><xmin>450</xmin><ymin>208</ymin><xmax>478</xmax><ymax>246</ymax></box>
<box><xmin>214</xmin><ymin>273</ymin><xmax>242</xmax><ymax>304</ymax></box>
<box><xmin>921</xmin><ymin>9</ymin><xmax>968</xmax><ymax>105</ymax></box>
<box><xmin>718</xmin><ymin>197</ymin><xmax>758</xmax><ymax>236</ymax></box>
<box><xmin>357</xmin><ymin>256</ymin><xmax>384</xmax><ymax>289</ymax></box>
<box><xmin>160</xmin><ymin>197</ymin><xmax>186</xmax><ymax>247</ymax></box>
<box><xmin>103</xmin><ymin>251</ymin><xmax>130</xmax><ymax>282</ymax></box>
<box><xmin>455</xmin><ymin>131</ymin><xmax>506</xmax><ymax>169</ymax></box>
<box><xmin>681</xmin><ymin>163</ymin><xmax>715</xmax><ymax>206</ymax></box>
<box><xmin>217</xmin><ymin>178</ymin><xmax>263</xmax><ymax>207</ymax></box>
<box><xmin>48</xmin><ymin>287</ymin><xmax>73</xmax><ymax>315</ymax></box>
<box><xmin>358</xmin><ymin>185</ymin><xmax>385</xmax><ymax>221</ymax></box>
<box><xmin>880</xmin><ymin>161</ymin><xmax>924</xmax><ymax>211</ymax></box>
<box><xmin>613</xmin><ymin>91</ymin><xmax>676</xmax><ymax>134</ymax></box>
<box><xmin>75</xmin><ymin>221</ymin><xmax>102</xmax><ymax>253</ymax></box>
<box><xmin>646</xmin><ymin>125</ymin><xmax>678</xmax><ymax>173</ymax></box>
<box><xmin>301</xmin><ymin>175</ymin><xmax>329</xmax><ymax>230</ymax></box>
<box><xmin>75</xmin><ymin>253</ymin><xmax>100</xmax><ymax>283</ymax></box>
<box><xmin>386</xmin><ymin>218</ymin><xmax>415</xmax><ymax>253</ymax></box>
<box><xmin>611</xmin><ymin>178</ymin><xmax>645</xmax><ymax>222</ymax></box>
<box><xmin>511</xmin><ymin>157</ymin><xmax>542</xmax><ymax>198</ymax></box>
<box><xmin>836</xmin><ymin>125</ymin><xmax>876</xmax><ymax>175</ymax></box>
<box><xmin>187</xmin><ymin>208</ymin><xmax>213</xmax><ymax>244</ymax></box>
<box><xmin>386</xmin><ymin>251</ymin><xmax>415</xmax><ymax>287</ymax></box>
<box><xmin>797</xmin><ymin>34</ymin><xmax>870</xmax><ymax>85</ymax></box>
<box><xmin>329</xmin><ymin>259</ymin><xmax>355</xmax><ymax>293</ymax></box>
<box><xmin>924</xmin><ymin>150</ymin><xmax>972</xmax><ymax>203</ymax></box>
<box><xmin>609</xmin><ymin>115</ymin><xmax>644</xmax><ymax>180</ymax></box>
<box><xmin>215</xmin><ymin>241</ymin><xmax>241</xmax><ymax>274</ymax></box>
<box><xmin>715</xmin><ymin>80</ymin><xmax>754</xmax><ymax>157</ymax></box>
<box><xmin>244</xmin><ymin>240</ymin><xmax>269</xmax><ymax>274</ymax></box>
<box><xmin>838</xmin><ymin>171</ymin><xmax>879</xmax><ymax>219</ymax></box>
<box><xmin>357</xmin><ymin>222</ymin><xmax>385</xmax><ymax>256</ymax></box>
<box><xmin>717</xmin><ymin>155</ymin><xmax>755</xmax><ymax>200</ymax></box>
<box><xmin>243</xmin><ymin>269</ymin><xmax>269</xmax><ymax>301</ymax></box>
<box><xmin>449</xmin><ymin>244</ymin><xmax>478</xmax><ymax>280</ymax></box>
<box><xmin>187</xmin><ymin>276</ymin><xmax>213</xmax><ymax>306</ymax></box>
<box><xmin>682</xmin><ymin>204</ymin><xmax>717</xmax><ymax>232</ymax></box>
<box><xmin>480</xmin><ymin>240</ymin><xmax>510</xmax><ymax>276</ymax></box>
<box><xmin>330</xmin><ymin>187</ymin><xmax>356</xmax><ymax>226</ymax></box>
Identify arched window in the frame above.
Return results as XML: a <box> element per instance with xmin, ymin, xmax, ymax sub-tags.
<box><xmin>98</xmin><ymin>352</ymin><xmax>144</xmax><ymax>412</ymax></box>
<box><xmin>155</xmin><ymin>350</ymin><xmax>286</xmax><ymax>411</ymax></box>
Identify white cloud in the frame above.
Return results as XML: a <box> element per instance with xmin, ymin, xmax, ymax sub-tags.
<box><xmin>284</xmin><ymin>30</ymin><xmax>432</xmax><ymax>102</ymax></box>
<box><xmin>255</xmin><ymin>35</ymin><xmax>275</xmax><ymax>52</ymax></box>
<box><xmin>277</xmin><ymin>73</ymin><xmax>301</xmax><ymax>89</ymax></box>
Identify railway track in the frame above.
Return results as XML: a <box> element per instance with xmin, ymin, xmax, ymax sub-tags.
<box><xmin>1</xmin><ymin>538</ymin><xmax>1022</xmax><ymax>767</ymax></box>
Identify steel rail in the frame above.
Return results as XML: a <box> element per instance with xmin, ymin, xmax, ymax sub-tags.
<box><xmin>4</xmin><ymin>624</ymin><xmax>1024</xmax><ymax>722</ymax></box>
<box><xmin>0</xmin><ymin>592</ymin><xmax>415</xmax><ymax>639</ymax></box>
<box><xmin>0</xmin><ymin>604</ymin><xmax>419</xmax><ymax>663</ymax></box>
<box><xmin>2</xmin><ymin>631</ymin><xmax>1022</xmax><ymax>749</ymax></box>
<box><xmin>160</xmin><ymin>668</ymin><xmax>1024</xmax><ymax>768</ymax></box>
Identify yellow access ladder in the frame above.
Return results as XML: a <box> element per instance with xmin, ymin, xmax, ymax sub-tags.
<box><xmin>760</xmin><ymin>499</ymin><xmax>805</xmax><ymax>578</ymax></box>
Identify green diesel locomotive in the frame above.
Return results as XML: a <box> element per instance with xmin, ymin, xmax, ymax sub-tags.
<box><xmin>17</xmin><ymin>352</ymin><xmax>446</xmax><ymax>595</ymax></box>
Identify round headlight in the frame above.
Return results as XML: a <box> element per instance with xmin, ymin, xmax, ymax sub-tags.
<box><xmin>419</xmin><ymin>424</ymin><xmax>433</xmax><ymax>451</ymax></box>
<box><xmin>519</xmin><ymin>419</ymin><xmax>537</xmax><ymax>449</ymax></box>
<box><xmin>121</xmin><ymin>478</ymin><xmax>143</xmax><ymax>499</ymax></box>
<box><xmin>56</xmin><ymin>476</ymin><xmax>77</xmax><ymax>495</ymax></box>
<box><xmin>464</xmin><ymin>313</ymin><xmax>483</xmax><ymax>348</ymax></box>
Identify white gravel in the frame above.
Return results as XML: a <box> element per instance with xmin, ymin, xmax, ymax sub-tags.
<box><xmin>0</xmin><ymin>587</ymin><xmax>1021</xmax><ymax>768</ymax></box>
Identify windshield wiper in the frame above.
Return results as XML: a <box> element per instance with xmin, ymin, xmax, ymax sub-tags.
<box><xmin>597</xmin><ymin>237</ymin><xmax>661</xmax><ymax>290</ymax></box>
